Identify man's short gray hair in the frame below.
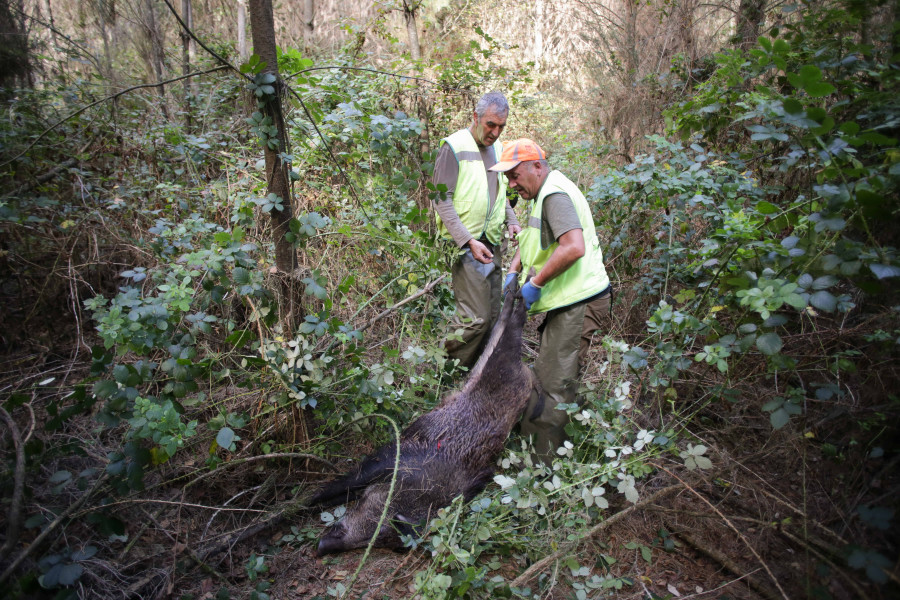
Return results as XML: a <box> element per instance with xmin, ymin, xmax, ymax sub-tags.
<box><xmin>475</xmin><ymin>92</ymin><xmax>509</xmax><ymax>117</ymax></box>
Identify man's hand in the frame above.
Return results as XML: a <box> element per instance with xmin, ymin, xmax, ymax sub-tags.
<box><xmin>468</xmin><ymin>239</ymin><xmax>494</xmax><ymax>264</ymax></box>
<box><xmin>521</xmin><ymin>281</ymin><xmax>542</xmax><ymax>309</ymax></box>
<box><xmin>507</xmin><ymin>223</ymin><xmax>522</xmax><ymax>243</ymax></box>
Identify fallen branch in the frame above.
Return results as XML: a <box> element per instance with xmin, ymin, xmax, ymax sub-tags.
<box><xmin>653</xmin><ymin>464</ymin><xmax>791</xmax><ymax>600</ymax></box>
<box><xmin>674</xmin><ymin>526</ymin><xmax>780</xmax><ymax>600</ymax></box>
<box><xmin>357</xmin><ymin>273</ymin><xmax>448</xmax><ymax>334</ymax></box>
<box><xmin>510</xmin><ymin>483</ymin><xmax>683</xmax><ymax>588</ymax></box>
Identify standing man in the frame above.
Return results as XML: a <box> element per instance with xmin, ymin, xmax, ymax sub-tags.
<box><xmin>431</xmin><ymin>92</ymin><xmax>522</xmax><ymax>368</ymax></box>
<box><xmin>489</xmin><ymin>139</ymin><xmax>612</xmax><ymax>465</ymax></box>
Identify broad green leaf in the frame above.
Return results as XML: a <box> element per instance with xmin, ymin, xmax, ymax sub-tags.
<box><xmin>809</xmin><ymin>291</ymin><xmax>837</xmax><ymax>312</ymax></box>
<box><xmin>798</xmin><ymin>64</ymin><xmax>822</xmax><ymax>85</ymax></box>
<box><xmin>49</xmin><ymin>470</ymin><xmax>72</xmax><ymax>484</ymax></box>
<box><xmin>762</xmin><ymin>398</ymin><xmax>783</xmax><ymax>412</ymax></box>
<box><xmin>869</xmin><ymin>264</ymin><xmax>900</xmax><ymax>279</ymax></box>
<box><xmin>805</xmin><ymin>81</ymin><xmax>835</xmax><ymax>98</ymax></box>
<box><xmin>756</xmin><ymin>201</ymin><xmax>778</xmax><ymax>214</ymax></box>
<box><xmin>216</xmin><ymin>427</ymin><xmax>235</xmax><ymax>449</ymax></box>
<box><xmin>770</xmin><ymin>407</ymin><xmax>791</xmax><ymax>429</ymax></box>
<box><xmin>93</xmin><ymin>379</ymin><xmax>118</xmax><ymax>398</ymax></box>
<box><xmin>757</xmin><ymin>332</ymin><xmax>783</xmax><ymax>355</ymax></box>
<box><xmin>233</xmin><ymin>267</ymin><xmax>251</xmax><ymax>285</ymax></box>
<box><xmin>57</xmin><ymin>563</ymin><xmax>84</xmax><ymax>586</ymax></box>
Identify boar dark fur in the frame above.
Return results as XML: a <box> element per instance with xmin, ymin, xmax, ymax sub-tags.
<box><xmin>308</xmin><ymin>284</ymin><xmax>534</xmax><ymax>556</ymax></box>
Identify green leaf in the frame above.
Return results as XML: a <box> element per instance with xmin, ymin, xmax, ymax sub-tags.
<box><xmin>798</xmin><ymin>64</ymin><xmax>822</xmax><ymax>85</ymax></box>
<box><xmin>93</xmin><ymin>379</ymin><xmax>118</xmax><ymax>399</ymax></box>
<box><xmin>216</xmin><ymin>427</ymin><xmax>235</xmax><ymax>449</ymax></box>
<box><xmin>809</xmin><ymin>291</ymin><xmax>837</xmax><ymax>312</ymax></box>
<box><xmin>805</xmin><ymin>81</ymin><xmax>835</xmax><ymax>98</ymax></box>
<box><xmin>783</xmin><ymin>98</ymin><xmax>803</xmax><ymax>114</ymax></box>
<box><xmin>58</xmin><ymin>563</ymin><xmax>83</xmax><ymax>585</ymax></box>
<box><xmin>762</xmin><ymin>398</ymin><xmax>783</xmax><ymax>412</ymax></box>
<box><xmin>49</xmin><ymin>470</ymin><xmax>72</xmax><ymax>484</ymax></box>
<box><xmin>756</xmin><ymin>201</ymin><xmax>778</xmax><ymax>214</ymax></box>
<box><xmin>770</xmin><ymin>407</ymin><xmax>791</xmax><ymax>429</ymax></box>
<box><xmin>757</xmin><ymin>332</ymin><xmax>783</xmax><ymax>356</ymax></box>
<box><xmin>225</xmin><ymin>329</ymin><xmax>254</xmax><ymax>347</ymax></box>
<box><xmin>784</xmin><ymin>293</ymin><xmax>806</xmax><ymax>309</ymax></box>
<box><xmin>869</xmin><ymin>264</ymin><xmax>900</xmax><ymax>279</ymax></box>
<box><xmin>233</xmin><ymin>267</ymin><xmax>251</xmax><ymax>285</ymax></box>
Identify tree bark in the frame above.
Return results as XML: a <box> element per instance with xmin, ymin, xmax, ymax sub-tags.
<box><xmin>401</xmin><ymin>0</ymin><xmax>420</xmax><ymax>60</ymax></box>
<box><xmin>143</xmin><ymin>0</ymin><xmax>169</xmax><ymax>120</ymax></box>
<box><xmin>247</xmin><ymin>0</ymin><xmax>298</xmax><ymax>275</ymax></box>
<box><xmin>181</xmin><ymin>0</ymin><xmax>195</xmax><ymax>130</ymax></box>
<box><xmin>301</xmin><ymin>0</ymin><xmax>314</xmax><ymax>44</ymax></box>
<box><xmin>533</xmin><ymin>0</ymin><xmax>544</xmax><ymax>71</ymax></box>
<box><xmin>736</xmin><ymin>0</ymin><xmax>766</xmax><ymax>49</ymax></box>
<box><xmin>0</xmin><ymin>0</ymin><xmax>33</xmax><ymax>89</ymax></box>
<box><xmin>237</xmin><ymin>0</ymin><xmax>248</xmax><ymax>61</ymax></box>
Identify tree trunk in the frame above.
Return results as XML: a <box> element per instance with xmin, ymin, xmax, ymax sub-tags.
<box><xmin>143</xmin><ymin>0</ymin><xmax>169</xmax><ymax>120</ymax></box>
<box><xmin>237</xmin><ymin>0</ymin><xmax>248</xmax><ymax>61</ymax></box>
<box><xmin>402</xmin><ymin>0</ymin><xmax>420</xmax><ymax>60</ymax></box>
<box><xmin>533</xmin><ymin>0</ymin><xmax>544</xmax><ymax>71</ymax></box>
<box><xmin>247</xmin><ymin>0</ymin><xmax>298</xmax><ymax>275</ymax></box>
<box><xmin>301</xmin><ymin>0</ymin><xmax>314</xmax><ymax>45</ymax></box>
<box><xmin>736</xmin><ymin>0</ymin><xmax>766</xmax><ymax>49</ymax></box>
<box><xmin>0</xmin><ymin>0</ymin><xmax>33</xmax><ymax>90</ymax></box>
<box><xmin>181</xmin><ymin>0</ymin><xmax>195</xmax><ymax>130</ymax></box>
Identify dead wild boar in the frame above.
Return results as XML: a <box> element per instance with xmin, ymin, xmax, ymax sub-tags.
<box><xmin>308</xmin><ymin>285</ymin><xmax>534</xmax><ymax>556</ymax></box>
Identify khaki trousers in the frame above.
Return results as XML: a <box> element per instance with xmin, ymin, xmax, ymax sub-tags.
<box><xmin>445</xmin><ymin>242</ymin><xmax>503</xmax><ymax>368</ymax></box>
<box><xmin>520</xmin><ymin>289</ymin><xmax>611</xmax><ymax>464</ymax></box>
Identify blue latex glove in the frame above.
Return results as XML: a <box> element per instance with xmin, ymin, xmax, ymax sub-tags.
<box><xmin>521</xmin><ymin>281</ymin><xmax>542</xmax><ymax>309</ymax></box>
<box><xmin>503</xmin><ymin>272</ymin><xmax>518</xmax><ymax>294</ymax></box>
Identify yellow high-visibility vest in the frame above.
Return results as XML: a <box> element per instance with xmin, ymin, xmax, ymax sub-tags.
<box><xmin>435</xmin><ymin>129</ymin><xmax>508</xmax><ymax>245</ymax></box>
<box><xmin>518</xmin><ymin>170</ymin><xmax>609</xmax><ymax>313</ymax></box>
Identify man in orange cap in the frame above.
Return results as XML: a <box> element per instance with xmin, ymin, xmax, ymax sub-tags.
<box><xmin>431</xmin><ymin>93</ymin><xmax>522</xmax><ymax>368</ymax></box>
<box><xmin>490</xmin><ymin>139</ymin><xmax>612</xmax><ymax>464</ymax></box>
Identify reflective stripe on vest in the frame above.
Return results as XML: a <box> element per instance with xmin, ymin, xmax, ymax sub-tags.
<box><xmin>434</xmin><ymin>129</ymin><xmax>508</xmax><ymax>245</ymax></box>
<box><xmin>517</xmin><ymin>170</ymin><xmax>610</xmax><ymax>314</ymax></box>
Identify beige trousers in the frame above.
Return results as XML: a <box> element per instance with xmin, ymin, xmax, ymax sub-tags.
<box><xmin>520</xmin><ymin>289</ymin><xmax>612</xmax><ymax>464</ymax></box>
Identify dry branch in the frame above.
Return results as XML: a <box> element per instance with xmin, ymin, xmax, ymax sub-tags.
<box><xmin>510</xmin><ymin>483</ymin><xmax>683</xmax><ymax>588</ymax></box>
<box><xmin>654</xmin><ymin>464</ymin><xmax>791</xmax><ymax>600</ymax></box>
<box><xmin>674</xmin><ymin>527</ymin><xmax>781</xmax><ymax>600</ymax></box>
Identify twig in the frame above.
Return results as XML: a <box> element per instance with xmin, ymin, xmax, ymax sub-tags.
<box><xmin>0</xmin><ymin>66</ymin><xmax>230</xmax><ymax>170</ymax></box>
<box><xmin>357</xmin><ymin>274</ymin><xmax>447</xmax><ymax>334</ymax></box>
<box><xmin>3</xmin><ymin>133</ymin><xmax>98</xmax><ymax>200</ymax></box>
<box><xmin>510</xmin><ymin>484</ymin><xmax>683</xmax><ymax>588</ymax></box>
<box><xmin>674</xmin><ymin>527</ymin><xmax>780</xmax><ymax>600</ymax></box>
<box><xmin>0</xmin><ymin>407</ymin><xmax>26</xmax><ymax>561</ymax></box>
<box><xmin>653</xmin><ymin>464</ymin><xmax>791</xmax><ymax>600</ymax></box>
<box><xmin>778</xmin><ymin>529</ymin><xmax>873</xmax><ymax>599</ymax></box>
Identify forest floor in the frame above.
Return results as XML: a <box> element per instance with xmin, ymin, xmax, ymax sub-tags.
<box><xmin>1</xmin><ymin>300</ymin><xmax>897</xmax><ymax>600</ymax></box>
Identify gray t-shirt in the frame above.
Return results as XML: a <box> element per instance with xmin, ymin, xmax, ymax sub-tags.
<box><xmin>431</xmin><ymin>139</ymin><xmax>519</xmax><ymax>248</ymax></box>
<box><xmin>539</xmin><ymin>192</ymin><xmax>582</xmax><ymax>248</ymax></box>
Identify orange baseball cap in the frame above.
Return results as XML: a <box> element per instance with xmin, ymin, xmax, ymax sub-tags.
<box><xmin>489</xmin><ymin>138</ymin><xmax>547</xmax><ymax>172</ymax></box>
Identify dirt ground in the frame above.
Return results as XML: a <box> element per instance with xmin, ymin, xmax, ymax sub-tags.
<box><xmin>1</xmin><ymin>304</ymin><xmax>898</xmax><ymax>600</ymax></box>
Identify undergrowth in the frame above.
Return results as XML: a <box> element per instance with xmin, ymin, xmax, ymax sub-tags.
<box><xmin>0</xmin><ymin>1</ymin><xmax>898</xmax><ymax>598</ymax></box>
